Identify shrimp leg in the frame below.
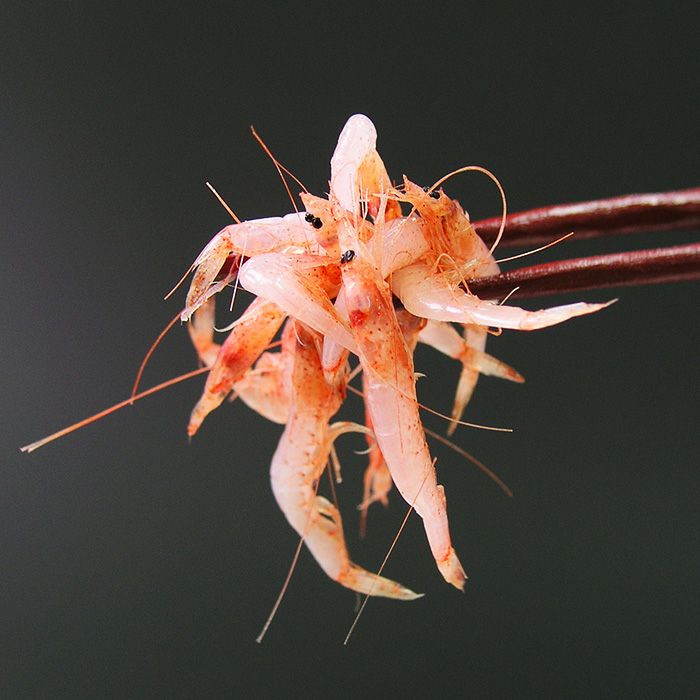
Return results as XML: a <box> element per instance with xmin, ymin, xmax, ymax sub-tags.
<box><xmin>418</xmin><ymin>320</ymin><xmax>524</xmax><ymax>435</ymax></box>
<box><xmin>270</xmin><ymin>323</ymin><xmax>420</xmax><ymax>600</ymax></box>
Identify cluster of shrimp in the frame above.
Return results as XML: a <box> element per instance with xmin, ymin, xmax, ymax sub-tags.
<box><xmin>179</xmin><ymin>114</ymin><xmax>610</xmax><ymax>601</ymax></box>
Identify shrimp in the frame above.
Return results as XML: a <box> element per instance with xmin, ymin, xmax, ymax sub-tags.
<box><xmin>392</xmin><ymin>262</ymin><xmax>614</xmax><ymax>330</ymax></box>
<box><xmin>187</xmin><ymin>296</ymin><xmax>287</xmax><ymax>436</ymax></box>
<box><xmin>237</xmin><ymin>253</ymin><xmax>357</xmax><ymax>353</ymax></box>
<box><xmin>336</xmin><ymin>217</ymin><xmax>467</xmax><ymax>589</ymax></box>
<box><xmin>183</xmin><ymin>212</ymin><xmax>325</xmax><ymax>320</ymax></box>
<box><xmin>390</xmin><ymin>176</ymin><xmax>612</xmax><ymax>330</ymax></box>
<box><xmin>359</xmin><ymin>309</ymin><xmax>426</xmax><ymax>530</ymax></box>
<box><xmin>329</xmin><ymin>113</ymin><xmax>402</xmax><ymax>221</ymax></box>
<box><xmin>188</xmin><ymin>297</ymin><xmax>292</xmax><ymax>424</ymax></box>
<box><xmin>270</xmin><ymin>322</ymin><xmax>420</xmax><ymax>599</ymax></box>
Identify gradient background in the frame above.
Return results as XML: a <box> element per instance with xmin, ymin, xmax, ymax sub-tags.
<box><xmin>2</xmin><ymin>3</ymin><xmax>698</xmax><ymax>698</ymax></box>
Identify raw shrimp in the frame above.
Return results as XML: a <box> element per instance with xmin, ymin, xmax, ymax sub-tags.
<box><xmin>392</xmin><ymin>262</ymin><xmax>613</xmax><ymax>330</ymax></box>
<box><xmin>187</xmin><ymin>296</ymin><xmax>286</xmax><ymax>436</ymax></box>
<box><xmin>269</xmin><ymin>322</ymin><xmax>420</xmax><ymax>599</ymax></box>
<box><xmin>336</xmin><ymin>217</ymin><xmax>467</xmax><ymax>589</ymax></box>
<box><xmin>188</xmin><ymin>301</ymin><xmax>292</xmax><ymax>424</ymax></box>
<box><xmin>23</xmin><ymin>112</ymin><xmax>614</xmax><ymax>622</ymax></box>
<box><xmin>179</xmin><ymin>111</ymin><xmax>612</xmax><ymax>596</ymax></box>
<box><xmin>183</xmin><ymin>212</ymin><xmax>324</xmax><ymax>320</ymax></box>
<box><xmin>359</xmin><ymin>309</ymin><xmax>426</xmax><ymax>531</ymax></box>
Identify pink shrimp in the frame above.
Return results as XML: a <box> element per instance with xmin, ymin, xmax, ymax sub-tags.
<box><xmin>269</xmin><ymin>322</ymin><xmax>420</xmax><ymax>599</ymax></box>
<box><xmin>152</xmin><ymin>114</ymin><xmax>617</xmax><ymax>597</ymax></box>
<box><xmin>359</xmin><ymin>309</ymin><xmax>426</xmax><ymax>531</ymax></box>
<box><xmin>182</xmin><ymin>212</ymin><xmax>325</xmax><ymax>320</ymax></box>
<box><xmin>187</xmin><ymin>296</ymin><xmax>286</xmax><ymax>436</ymax></box>
<box><xmin>392</xmin><ymin>262</ymin><xmax>614</xmax><ymax>330</ymax></box>
<box><xmin>389</xmin><ymin>175</ymin><xmax>613</xmax><ymax>330</ymax></box>
<box><xmin>188</xmin><ymin>298</ymin><xmax>292</xmax><ymax>424</ymax></box>
<box><xmin>336</xmin><ymin>217</ymin><xmax>467</xmax><ymax>589</ymax></box>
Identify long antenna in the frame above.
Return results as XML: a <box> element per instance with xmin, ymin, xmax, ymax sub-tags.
<box><xmin>130</xmin><ymin>311</ymin><xmax>182</xmax><ymax>400</ymax></box>
<box><xmin>250</xmin><ymin>126</ymin><xmax>310</xmax><ymax>204</ymax></box>
<box><xmin>206</xmin><ymin>181</ymin><xmax>242</xmax><ymax>224</ymax></box>
<box><xmin>346</xmin><ymin>384</ymin><xmax>511</xmax><ymax>433</ymax></box>
<box><xmin>429</xmin><ymin>165</ymin><xmax>508</xmax><ymax>256</ymax></box>
<box><xmin>20</xmin><ymin>366</ymin><xmax>210</xmax><ymax>453</ymax></box>
<box><xmin>343</xmin><ymin>464</ymin><xmax>432</xmax><ymax>645</ymax></box>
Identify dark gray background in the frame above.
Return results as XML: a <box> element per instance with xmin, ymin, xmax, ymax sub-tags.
<box><xmin>2</xmin><ymin>3</ymin><xmax>698</xmax><ymax>698</ymax></box>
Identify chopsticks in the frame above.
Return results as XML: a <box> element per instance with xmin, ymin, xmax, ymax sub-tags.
<box><xmin>470</xmin><ymin>187</ymin><xmax>700</xmax><ymax>299</ymax></box>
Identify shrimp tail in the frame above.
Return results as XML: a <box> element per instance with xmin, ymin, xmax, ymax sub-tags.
<box><xmin>341</xmin><ymin>563</ymin><xmax>423</xmax><ymax>600</ymax></box>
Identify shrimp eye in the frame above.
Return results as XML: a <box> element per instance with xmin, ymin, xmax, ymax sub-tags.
<box><xmin>429</xmin><ymin>190</ymin><xmax>440</xmax><ymax>199</ymax></box>
<box><xmin>312</xmin><ymin>217</ymin><xmax>323</xmax><ymax>229</ymax></box>
<box><xmin>340</xmin><ymin>249</ymin><xmax>355</xmax><ymax>264</ymax></box>
<box><xmin>304</xmin><ymin>212</ymin><xmax>315</xmax><ymax>223</ymax></box>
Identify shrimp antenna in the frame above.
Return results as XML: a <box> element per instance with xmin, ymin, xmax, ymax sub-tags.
<box><xmin>256</xmin><ymin>478</ymin><xmax>322</xmax><ymax>644</ymax></box>
<box><xmin>429</xmin><ymin>165</ymin><xmax>508</xmax><ymax>256</ymax></box>
<box><xmin>202</xmin><ymin>181</ymin><xmax>248</xmax><ymax>326</ymax></box>
<box><xmin>346</xmin><ymin>384</ymin><xmax>511</xmax><ymax>433</ymax></box>
<box><xmin>164</xmin><ymin>261</ymin><xmax>198</xmax><ymax>301</ymax></box>
<box><xmin>250</xmin><ymin>126</ymin><xmax>309</xmax><ymax>215</ymax></box>
<box><xmin>227</xmin><ymin>229</ymin><xmax>248</xmax><ymax>316</ymax></box>
<box><xmin>206</xmin><ymin>181</ymin><xmax>242</xmax><ymax>224</ymax></box>
<box><xmin>345</xmin><ymin>384</ymin><xmax>512</xmax><ymax>491</ymax></box>
<box><xmin>494</xmin><ymin>232</ymin><xmax>575</xmax><ymax>264</ymax></box>
<box><xmin>344</xmin><ymin>464</ymin><xmax>431</xmax><ymax>645</ymax></box>
<box><xmin>22</xmin><ymin>336</ymin><xmax>286</xmax><ymax>454</ymax></box>
<box><xmin>20</xmin><ymin>366</ymin><xmax>210</xmax><ymax>454</ymax></box>
<box><xmin>419</xmin><ymin>398</ymin><xmax>511</xmax><ymax>433</ymax></box>
<box><xmin>255</xmin><ymin>528</ymin><xmax>307</xmax><ymax>644</ymax></box>
<box><xmin>423</xmin><ymin>427</ymin><xmax>513</xmax><ymax>497</ymax></box>
<box><xmin>163</xmin><ymin>182</ymin><xmax>242</xmax><ymax>302</ymax></box>
<box><xmin>130</xmin><ymin>311</ymin><xmax>182</xmax><ymax>400</ymax></box>
<box><xmin>498</xmin><ymin>286</ymin><xmax>520</xmax><ymax>306</ymax></box>
<box><xmin>204</xmin><ymin>180</ymin><xmax>248</xmax><ymax>318</ymax></box>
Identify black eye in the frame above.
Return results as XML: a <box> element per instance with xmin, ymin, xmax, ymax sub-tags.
<box><xmin>311</xmin><ymin>217</ymin><xmax>323</xmax><ymax>229</ymax></box>
<box><xmin>429</xmin><ymin>190</ymin><xmax>440</xmax><ymax>199</ymax></box>
<box><xmin>304</xmin><ymin>212</ymin><xmax>315</xmax><ymax>223</ymax></box>
<box><xmin>340</xmin><ymin>249</ymin><xmax>356</xmax><ymax>264</ymax></box>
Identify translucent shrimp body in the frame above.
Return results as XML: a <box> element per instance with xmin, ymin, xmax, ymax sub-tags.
<box><xmin>270</xmin><ymin>323</ymin><xmax>420</xmax><ymax>600</ymax></box>
<box><xmin>183</xmin><ymin>212</ymin><xmax>322</xmax><ymax>321</ymax></box>
<box><xmin>336</xmin><ymin>220</ymin><xmax>467</xmax><ymax>589</ymax></box>
<box><xmin>392</xmin><ymin>262</ymin><xmax>613</xmax><ymax>330</ymax></box>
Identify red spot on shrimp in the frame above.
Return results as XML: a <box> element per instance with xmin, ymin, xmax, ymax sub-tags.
<box><xmin>349</xmin><ymin>309</ymin><xmax>368</xmax><ymax>327</ymax></box>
